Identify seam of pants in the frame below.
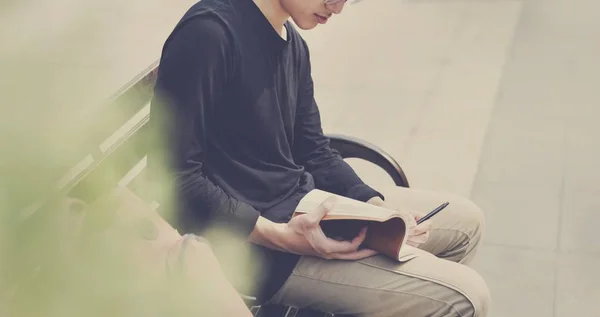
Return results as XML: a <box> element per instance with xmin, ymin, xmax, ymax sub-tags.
<box><xmin>291</xmin><ymin>268</ymin><xmax>468</xmax><ymax>317</ymax></box>
<box><xmin>356</xmin><ymin>260</ymin><xmax>477</xmax><ymax>317</ymax></box>
<box><xmin>428</xmin><ymin>227</ymin><xmax>471</xmax><ymax>257</ymax></box>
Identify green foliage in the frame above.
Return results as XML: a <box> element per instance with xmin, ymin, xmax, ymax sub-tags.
<box><xmin>0</xmin><ymin>2</ymin><xmax>256</xmax><ymax>316</ymax></box>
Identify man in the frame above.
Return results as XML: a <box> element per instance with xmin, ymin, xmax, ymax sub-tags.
<box><xmin>149</xmin><ymin>0</ymin><xmax>491</xmax><ymax>315</ymax></box>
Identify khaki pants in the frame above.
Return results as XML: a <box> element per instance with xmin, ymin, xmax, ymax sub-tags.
<box><xmin>267</xmin><ymin>186</ymin><xmax>491</xmax><ymax>317</ymax></box>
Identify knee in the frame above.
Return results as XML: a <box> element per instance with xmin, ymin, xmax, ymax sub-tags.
<box><xmin>466</xmin><ymin>200</ymin><xmax>485</xmax><ymax>244</ymax></box>
<box><xmin>452</xmin><ymin>268</ymin><xmax>491</xmax><ymax>317</ymax></box>
<box><xmin>466</xmin><ymin>271</ymin><xmax>491</xmax><ymax>317</ymax></box>
<box><xmin>451</xmin><ymin>195</ymin><xmax>486</xmax><ymax>245</ymax></box>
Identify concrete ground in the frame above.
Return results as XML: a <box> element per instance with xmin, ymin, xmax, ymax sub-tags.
<box><xmin>3</xmin><ymin>0</ymin><xmax>599</xmax><ymax>316</ymax></box>
<box><xmin>307</xmin><ymin>1</ymin><xmax>600</xmax><ymax>316</ymax></box>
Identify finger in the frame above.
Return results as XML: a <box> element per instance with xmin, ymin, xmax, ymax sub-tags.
<box><xmin>413</xmin><ymin>221</ymin><xmax>432</xmax><ymax>235</ymax></box>
<box><xmin>405</xmin><ymin>215</ymin><xmax>417</xmax><ymax>229</ymax></box>
<box><xmin>311</xmin><ymin>229</ymin><xmax>363</xmax><ymax>255</ymax></box>
<box><xmin>411</xmin><ymin>230</ymin><xmax>424</xmax><ymax>238</ymax></box>
<box><xmin>324</xmin><ymin>226</ymin><xmax>368</xmax><ymax>253</ymax></box>
<box><xmin>349</xmin><ymin>226</ymin><xmax>369</xmax><ymax>246</ymax></box>
<box><xmin>412</xmin><ymin>227</ymin><xmax>429</xmax><ymax>236</ymax></box>
<box><xmin>409</xmin><ymin>232</ymin><xmax>429</xmax><ymax>245</ymax></box>
<box><xmin>331</xmin><ymin>248</ymin><xmax>378</xmax><ymax>260</ymax></box>
<box><xmin>306</xmin><ymin>195</ymin><xmax>338</xmax><ymax>225</ymax></box>
<box><xmin>412</xmin><ymin>229</ymin><xmax>428</xmax><ymax>237</ymax></box>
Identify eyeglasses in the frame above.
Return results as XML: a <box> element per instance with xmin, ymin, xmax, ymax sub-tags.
<box><xmin>324</xmin><ymin>0</ymin><xmax>347</xmax><ymax>4</ymax></box>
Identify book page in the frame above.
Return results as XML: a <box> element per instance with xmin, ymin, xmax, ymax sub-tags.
<box><xmin>397</xmin><ymin>244</ymin><xmax>420</xmax><ymax>262</ymax></box>
<box><xmin>295</xmin><ymin>189</ymin><xmax>399</xmax><ymax>222</ymax></box>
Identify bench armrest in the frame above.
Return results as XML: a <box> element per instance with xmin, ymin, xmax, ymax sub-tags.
<box><xmin>240</xmin><ymin>293</ymin><xmax>257</xmax><ymax>304</ymax></box>
<box><xmin>327</xmin><ymin>133</ymin><xmax>409</xmax><ymax>188</ymax></box>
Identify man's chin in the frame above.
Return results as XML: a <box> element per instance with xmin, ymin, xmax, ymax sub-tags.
<box><xmin>291</xmin><ymin>17</ymin><xmax>319</xmax><ymax>30</ymax></box>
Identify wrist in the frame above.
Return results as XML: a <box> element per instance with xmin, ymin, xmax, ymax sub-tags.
<box><xmin>248</xmin><ymin>217</ymin><xmax>287</xmax><ymax>251</ymax></box>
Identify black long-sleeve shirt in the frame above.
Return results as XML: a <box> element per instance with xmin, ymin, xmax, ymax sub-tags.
<box><xmin>149</xmin><ymin>0</ymin><xmax>383</xmax><ymax>301</ymax></box>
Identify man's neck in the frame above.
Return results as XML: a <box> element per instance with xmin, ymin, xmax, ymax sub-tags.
<box><xmin>252</xmin><ymin>0</ymin><xmax>289</xmax><ymax>38</ymax></box>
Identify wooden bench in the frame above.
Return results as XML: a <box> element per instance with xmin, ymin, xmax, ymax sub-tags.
<box><xmin>15</xmin><ymin>61</ymin><xmax>410</xmax><ymax>317</ymax></box>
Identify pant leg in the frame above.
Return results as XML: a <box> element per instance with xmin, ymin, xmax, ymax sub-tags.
<box><xmin>268</xmin><ymin>250</ymin><xmax>490</xmax><ymax>317</ymax></box>
<box><xmin>376</xmin><ymin>186</ymin><xmax>485</xmax><ymax>265</ymax></box>
<box><xmin>267</xmin><ymin>186</ymin><xmax>490</xmax><ymax>316</ymax></box>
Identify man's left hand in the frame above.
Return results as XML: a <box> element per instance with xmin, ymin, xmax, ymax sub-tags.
<box><xmin>366</xmin><ymin>196</ymin><xmax>431</xmax><ymax>248</ymax></box>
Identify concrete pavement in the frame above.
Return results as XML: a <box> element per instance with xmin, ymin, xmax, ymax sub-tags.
<box><xmin>305</xmin><ymin>1</ymin><xmax>600</xmax><ymax>315</ymax></box>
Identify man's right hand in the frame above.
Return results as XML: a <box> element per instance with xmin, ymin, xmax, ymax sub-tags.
<box><xmin>250</xmin><ymin>196</ymin><xmax>378</xmax><ymax>260</ymax></box>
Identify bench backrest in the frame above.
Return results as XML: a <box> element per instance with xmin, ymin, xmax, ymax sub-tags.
<box><xmin>20</xmin><ymin>61</ymin><xmax>160</xmax><ymax>222</ymax></box>
<box><xmin>7</xmin><ymin>62</ymin><xmax>162</xmax><ymax>300</ymax></box>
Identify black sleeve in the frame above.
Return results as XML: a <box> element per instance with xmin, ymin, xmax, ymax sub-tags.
<box><xmin>152</xmin><ymin>16</ymin><xmax>260</xmax><ymax>237</ymax></box>
<box><xmin>291</xmin><ymin>44</ymin><xmax>384</xmax><ymax>203</ymax></box>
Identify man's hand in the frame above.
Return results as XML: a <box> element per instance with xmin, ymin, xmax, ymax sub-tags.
<box><xmin>366</xmin><ymin>196</ymin><xmax>431</xmax><ymax>248</ymax></box>
<box><xmin>406</xmin><ymin>212</ymin><xmax>431</xmax><ymax>248</ymax></box>
<box><xmin>250</xmin><ymin>196</ymin><xmax>377</xmax><ymax>260</ymax></box>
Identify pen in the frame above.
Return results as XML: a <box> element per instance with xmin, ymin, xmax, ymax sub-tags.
<box><xmin>417</xmin><ymin>202</ymin><xmax>450</xmax><ymax>225</ymax></box>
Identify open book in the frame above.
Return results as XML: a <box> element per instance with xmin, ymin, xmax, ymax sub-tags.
<box><xmin>293</xmin><ymin>189</ymin><xmax>419</xmax><ymax>262</ymax></box>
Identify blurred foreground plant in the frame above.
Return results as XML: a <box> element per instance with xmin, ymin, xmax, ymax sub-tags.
<box><xmin>0</xmin><ymin>1</ymin><xmax>256</xmax><ymax>316</ymax></box>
